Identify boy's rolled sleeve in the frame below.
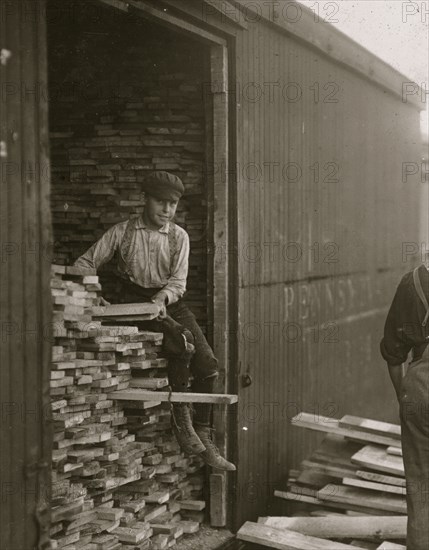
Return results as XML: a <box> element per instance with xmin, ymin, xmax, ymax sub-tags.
<box><xmin>74</xmin><ymin>225</ymin><xmax>120</xmax><ymax>270</ymax></box>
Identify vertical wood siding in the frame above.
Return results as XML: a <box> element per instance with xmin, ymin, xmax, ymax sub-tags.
<box><xmin>233</xmin><ymin>19</ymin><xmax>422</xmax><ymax>526</ymax></box>
<box><xmin>0</xmin><ymin>2</ymin><xmax>52</xmax><ymax>548</ymax></box>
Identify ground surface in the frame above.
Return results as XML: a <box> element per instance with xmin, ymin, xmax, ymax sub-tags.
<box><xmin>174</xmin><ymin>524</ymin><xmax>235</xmax><ymax>550</ymax></box>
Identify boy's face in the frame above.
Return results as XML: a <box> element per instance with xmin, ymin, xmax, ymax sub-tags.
<box><xmin>142</xmin><ymin>194</ymin><xmax>179</xmax><ymax>229</ymax></box>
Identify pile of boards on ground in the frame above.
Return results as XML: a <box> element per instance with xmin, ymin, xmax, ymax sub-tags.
<box><xmin>50</xmin><ymin>265</ymin><xmax>207</xmax><ymax>550</ymax></box>
<box><xmin>237</xmin><ymin>412</ymin><xmax>407</xmax><ymax>550</ymax></box>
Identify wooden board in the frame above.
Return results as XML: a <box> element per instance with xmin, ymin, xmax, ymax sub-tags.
<box><xmin>351</xmin><ymin>446</ymin><xmax>404</xmax><ymax>477</ymax></box>
<box><xmin>318</xmin><ymin>485</ymin><xmax>407</xmax><ymax>514</ymax></box>
<box><xmin>339</xmin><ymin>416</ymin><xmax>401</xmax><ymax>440</ymax></box>
<box><xmin>274</xmin><ymin>491</ymin><xmax>397</xmax><ymax>515</ymax></box>
<box><xmin>178</xmin><ymin>500</ymin><xmax>205</xmax><ymax>511</ymax></box>
<box><xmin>356</xmin><ymin>471</ymin><xmax>406</xmax><ymax>488</ymax></box>
<box><xmin>110</xmin><ymin>389</ymin><xmax>238</xmax><ymax>404</ymax></box>
<box><xmin>291</xmin><ymin>414</ymin><xmax>401</xmax><ymax>448</ymax></box>
<box><xmin>129</xmin><ymin>378</ymin><xmax>169</xmax><ymax>390</ymax></box>
<box><xmin>342</xmin><ymin>477</ymin><xmax>406</xmax><ymax>496</ymax></box>
<box><xmin>210</xmin><ymin>474</ymin><xmax>226</xmax><ymax>526</ymax></box>
<box><xmin>237</xmin><ymin>522</ymin><xmax>367</xmax><ymax>549</ymax></box>
<box><xmin>92</xmin><ymin>303</ymin><xmax>159</xmax><ymax>318</ymax></box>
<box><xmin>97</xmin><ymin>314</ymin><xmax>158</xmax><ymax>321</ymax></box>
<box><xmin>258</xmin><ymin>516</ymin><xmax>407</xmax><ymax>540</ymax></box>
<box><xmin>301</xmin><ymin>460</ymin><xmax>358</xmax><ymax>480</ymax></box>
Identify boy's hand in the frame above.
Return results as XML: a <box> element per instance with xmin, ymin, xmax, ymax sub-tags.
<box><xmin>151</xmin><ymin>294</ymin><xmax>167</xmax><ymax>319</ymax></box>
<box><xmin>155</xmin><ymin>302</ymin><xmax>167</xmax><ymax>319</ymax></box>
<box><xmin>99</xmin><ymin>296</ymin><xmax>111</xmax><ymax>306</ymax></box>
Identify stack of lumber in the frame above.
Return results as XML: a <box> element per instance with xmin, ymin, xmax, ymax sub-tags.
<box><xmin>235</xmin><ymin>412</ymin><xmax>407</xmax><ymax>550</ymax></box>
<box><xmin>274</xmin><ymin>413</ymin><xmax>405</xmax><ymax>517</ymax></box>
<box><xmin>50</xmin><ymin>265</ymin><xmax>206</xmax><ymax>549</ymax></box>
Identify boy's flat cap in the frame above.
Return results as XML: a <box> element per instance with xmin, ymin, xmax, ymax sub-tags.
<box><xmin>142</xmin><ymin>171</ymin><xmax>184</xmax><ymax>201</ymax></box>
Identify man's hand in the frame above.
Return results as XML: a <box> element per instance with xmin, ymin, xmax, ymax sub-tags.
<box><xmin>99</xmin><ymin>296</ymin><xmax>111</xmax><ymax>306</ymax></box>
<box><xmin>388</xmin><ymin>364</ymin><xmax>404</xmax><ymax>402</ymax></box>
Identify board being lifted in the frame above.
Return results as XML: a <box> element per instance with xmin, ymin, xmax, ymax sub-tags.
<box><xmin>91</xmin><ymin>302</ymin><xmax>160</xmax><ymax>320</ymax></box>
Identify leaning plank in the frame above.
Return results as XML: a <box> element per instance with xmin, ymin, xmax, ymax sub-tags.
<box><xmin>356</xmin><ymin>470</ymin><xmax>406</xmax><ymax>488</ymax></box>
<box><xmin>376</xmin><ymin>543</ymin><xmax>406</xmax><ymax>550</ymax></box>
<box><xmin>318</xmin><ymin>485</ymin><xmax>407</xmax><ymax>514</ymax></box>
<box><xmin>258</xmin><ymin>516</ymin><xmax>407</xmax><ymax>540</ymax></box>
<box><xmin>342</xmin><ymin>477</ymin><xmax>406</xmax><ymax>495</ymax></box>
<box><xmin>110</xmin><ymin>389</ymin><xmax>238</xmax><ymax>404</ymax></box>
<box><xmin>273</xmin><ymin>491</ymin><xmax>396</xmax><ymax>515</ymax></box>
<box><xmin>237</xmin><ymin>522</ymin><xmax>366</xmax><ymax>549</ymax></box>
<box><xmin>351</xmin><ymin>446</ymin><xmax>404</xmax><ymax>476</ymax></box>
<box><xmin>339</xmin><ymin>416</ymin><xmax>401</xmax><ymax>440</ymax></box>
<box><xmin>301</xmin><ymin>459</ymin><xmax>357</xmax><ymax>479</ymax></box>
<box><xmin>291</xmin><ymin>413</ymin><xmax>401</xmax><ymax>448</ymax></box>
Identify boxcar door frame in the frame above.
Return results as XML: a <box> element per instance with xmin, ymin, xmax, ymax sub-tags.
<box><xmin>94</xmin><ymin>0</ymin><xmax>235</xmax><ymax>527</ymax></box>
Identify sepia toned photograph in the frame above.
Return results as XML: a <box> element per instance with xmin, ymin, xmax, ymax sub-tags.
<box><xmin>0</xmin><ymin>1</ymin><xmax>428</xmax><ymax>549</ymax></box>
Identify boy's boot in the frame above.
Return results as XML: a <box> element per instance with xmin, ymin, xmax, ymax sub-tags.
<box><xmin>171</xmin><ymin>403</ymin><xmax>206</xmax><ymax>455</ymax></box>
<box><xmin>194</xmin><ymin>423</ymin><xmax>236</xmax><ymax>471</ymax></box>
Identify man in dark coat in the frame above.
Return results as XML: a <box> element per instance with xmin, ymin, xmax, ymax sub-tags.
<box><xmin>380</xmin><ymin>262</ymin><xmax>429</xmax><ymax>549</ymax></box>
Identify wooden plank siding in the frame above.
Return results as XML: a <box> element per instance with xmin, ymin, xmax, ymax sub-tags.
<box><xmin>0</xmin><ymin>1</ymin><xmax>53</xmax><ymax>549</ymax></box>
<box><xmin>233</xmin><ymin>13</ymin><xmax>422</xmax><ymax>527</ymax></box>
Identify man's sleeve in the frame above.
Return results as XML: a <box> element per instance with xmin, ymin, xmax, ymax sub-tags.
<box><xmin>161</xmin><ymin>230</ymin><xmax>190</xmax><ymax>306</ymax></box>
<box><xmin>74</xmin><ymin>225</ymin><xmax>120</xmax><ymax>270</ymax></box>
<box><xmin>380</xmin><ymin>275</ymin><xmax>413</xmax><ymax>366</ymax></box>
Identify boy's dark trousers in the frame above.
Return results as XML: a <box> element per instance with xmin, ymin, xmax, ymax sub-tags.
<box><xmin>400</xmin><ymin>345</ymin><xmax>429</xmax><ymax>550</ymax></box>
<box><xmin>115</xmin><ymin>278</ymin><xmax>218</xmax><ymax>426</ymax></box>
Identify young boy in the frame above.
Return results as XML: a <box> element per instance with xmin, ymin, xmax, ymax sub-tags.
<box><xmin>74</xmin><ymin>171</ymin><xmax>235</xmax><ymax>471</ymax></box>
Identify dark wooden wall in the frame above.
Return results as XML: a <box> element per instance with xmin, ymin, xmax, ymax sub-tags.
<box><xmin>232</xmin><ymin>7</ymin><xmax>423</xmax><ymax>527</ymax></box>
<box><xmin>0</xmin><ymin>1</ymin><xmax>53</xmax><ymax>548</ymax></box>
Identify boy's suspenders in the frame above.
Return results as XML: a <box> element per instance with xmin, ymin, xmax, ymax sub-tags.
<box><xmin>413</xmin><ymin>266</ymin><xmax>429</xmax><ymax>327</ymax></box>
<box><xmin>118</xmin><ymin>216</ymin><xmax>178</xmax><ymax>279</ymax></box>
<box><xmin>167</xmin><ymin>221</ymin><xmax>178</xmax><ymax>275</ymax></box>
